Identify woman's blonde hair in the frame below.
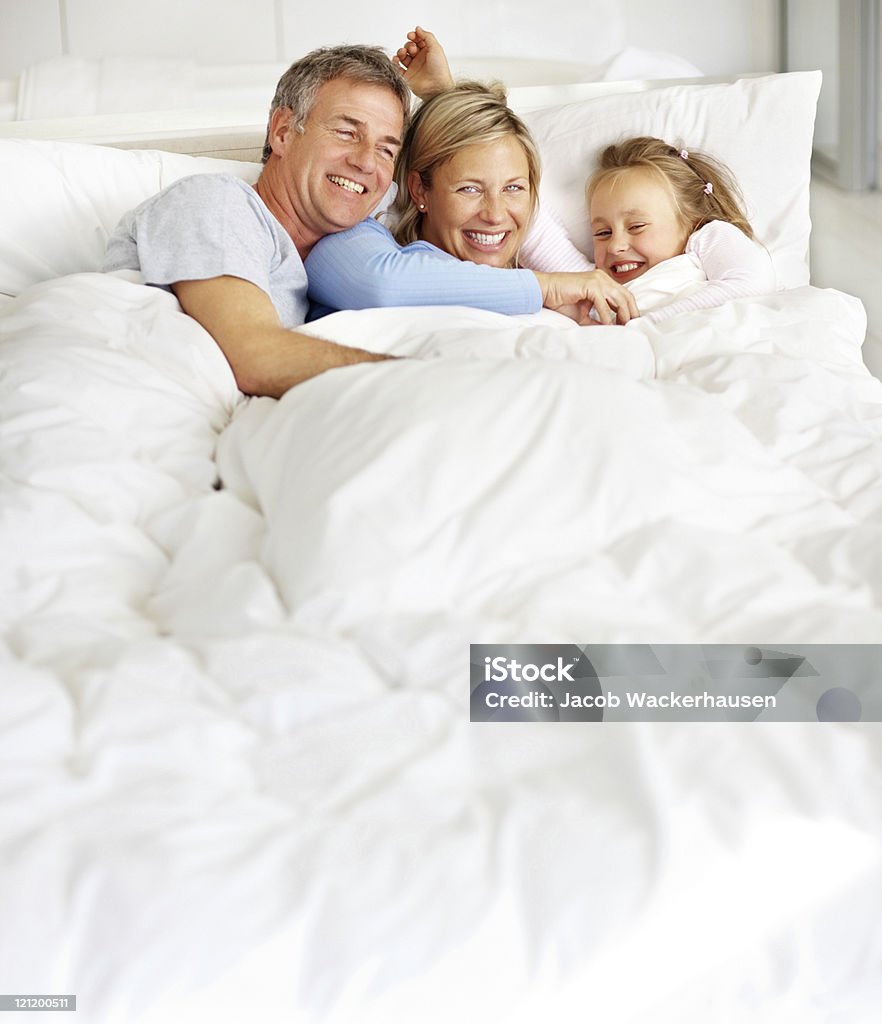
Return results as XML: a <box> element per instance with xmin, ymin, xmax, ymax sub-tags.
<box><xmin>586</xmin><ymin>136</ymin><xmax>754</xmax><ymax>239</ymax></box>
<box><xmin>390</xmin><ymin>81</ymin><xmax>541</xmax><ymax>247</ymax></box>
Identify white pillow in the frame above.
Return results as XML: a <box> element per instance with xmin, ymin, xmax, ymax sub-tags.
<box><xmin>0</xmin><ymin>140</ymin><xmax>260</xmax><ymax>297</ymax></box>
<box><xmin>520</xmin><ymin>71</ymin><xmax>822</xmax><ymax>289</ymax></box>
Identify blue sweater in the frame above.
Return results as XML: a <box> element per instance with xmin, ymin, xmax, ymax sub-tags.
<box><xmin>305</xmin><ymin>217</ymin><xmax>543</xmax><ymax>319</ymax></box>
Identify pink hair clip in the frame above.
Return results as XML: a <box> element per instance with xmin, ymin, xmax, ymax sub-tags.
<box><xmin>703</xmin><ymin>181</ymin><xmax>713</xmax><ymax>195</ymax></box>
<box><xmin>679</xmin><ymin>149</ymin><xmax>689</xmax><ymax>160</ymax></box>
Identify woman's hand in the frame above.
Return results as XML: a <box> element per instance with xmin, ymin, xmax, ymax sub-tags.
<box><xmin>533</xmin><ymin>270</ymin><xmax>640</xmax><ymax>325</ymax></box>
<box><xmin>393</xmin><ymin>26</ymin><xmax>455</xmax><ymax>100</ymax></box>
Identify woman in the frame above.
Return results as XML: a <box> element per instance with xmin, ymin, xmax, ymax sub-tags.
<box><xmin>304</xmin><ymin>80</ymin><xmax>638</xmax><ymax>326</ymax></box>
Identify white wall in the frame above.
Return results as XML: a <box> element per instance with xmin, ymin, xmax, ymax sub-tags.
<box><xmin>0</xmin><ymin>0</ymin><xmax>63</xmax><ymax>77</ymax></box>
<box><xmin>1</xmin><ymin>0</ymin><xmax>779</xmax><ymax>79</ymax></box>
<box><xmin>783</xmin><ymin>0</ymin><xmax>839</xmax><ymax>151</ymax></box>
<box><xmin>621</xmin><ymin>0</ymin><xmax>780</xmax><ymax>75</ymax></box>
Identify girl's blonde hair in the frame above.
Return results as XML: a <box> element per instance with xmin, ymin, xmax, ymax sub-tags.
<box><xmin>390</xmin><ymin>81</ymin><xmax>541</xmax><ymax>247</ymax></box>
<box><xmin>586</xmin><ymin>136</ymin><xmax>754</xmax><ymax>239</ymax></box>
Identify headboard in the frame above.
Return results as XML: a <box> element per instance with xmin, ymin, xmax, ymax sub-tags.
<box><xmin>0</xmin><ymin>108</ymin><xmax>266</xmax><ymax>162</ymax></box>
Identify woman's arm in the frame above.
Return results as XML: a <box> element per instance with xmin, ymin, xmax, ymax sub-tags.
<box><xmin>306</xmin><ymin>218</ymin><xmax>638</xmax><ymax>323</ymax></box>
<box><xmin>645</xmin><ymin>220</ymin><xmax>777</xmax><ymax>323</ymax></box>
<box><xmin>306</xmin><ymin>219</ymin><xmax>542</xmax><ymax>315</ymax></box>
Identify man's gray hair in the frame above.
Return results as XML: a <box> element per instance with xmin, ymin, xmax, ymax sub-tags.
<box><xmin>262</xmin><ymin>44</ymin><xmax>411</xmax><ymax>163</ymax></box>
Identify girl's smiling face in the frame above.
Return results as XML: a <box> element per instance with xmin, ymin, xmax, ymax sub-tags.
<box><xmin>590</xmin><ymin>166</ymin><xmax>691</xmax><ymax>284</ymax></box>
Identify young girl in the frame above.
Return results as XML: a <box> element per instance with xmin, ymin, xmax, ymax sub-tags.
<box><xmin>583</xmin><ymin>136</ymin><xmax>776</xmax><ymax>322</ymax></box>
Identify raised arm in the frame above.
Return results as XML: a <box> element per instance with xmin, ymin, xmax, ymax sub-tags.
<box><xmin>172</xmin><ymin>276</ymin><xmax>393</xmax><ymax>398</ymax></box>
<box><xmin>393</xmin><ymin>26</ymin><xmax>455</xmax><ymax>100</ymax></box>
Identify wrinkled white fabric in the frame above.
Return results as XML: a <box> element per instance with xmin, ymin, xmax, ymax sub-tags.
<box><xmin>1</xmin><ymin>273</ymin><xmax>880</xmax><ymax>1024</ymax></box>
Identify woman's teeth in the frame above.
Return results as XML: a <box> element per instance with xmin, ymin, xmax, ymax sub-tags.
<box><xmin>465</xmin><ymin>231</ymin><xmax>506</xmax><ymax>245</ymax></box>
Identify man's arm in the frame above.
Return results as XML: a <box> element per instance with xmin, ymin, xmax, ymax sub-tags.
<box><xmin>172</xmin><ymin>276</ymin><xmax>394</xmax><ymax>398</ymax></box>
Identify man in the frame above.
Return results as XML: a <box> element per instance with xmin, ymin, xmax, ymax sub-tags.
<box><xmin>105</xmin><ymin>44</ymin><xmax>411</xmax><ymax>398</ymax></box>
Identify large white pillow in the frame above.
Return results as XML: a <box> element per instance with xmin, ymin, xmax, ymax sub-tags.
<box><xmin>0</xmin><ymin>140</ymin><xmax>260</xmax><ymax>297</ymax></box>
<box><xmin>520</xmin><ymin>71</ymin><xmax>822</xmax><ymax>289</ymax></box>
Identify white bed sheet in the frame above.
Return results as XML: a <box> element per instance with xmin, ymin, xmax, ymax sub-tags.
<box><xmin>1</xmin><ymin>271</ymin><xmax>881</xmax><ymax>1022</ymax></box>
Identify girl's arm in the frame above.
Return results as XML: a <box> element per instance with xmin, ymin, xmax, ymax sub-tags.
<box><xmin>644</xmin><ymin>220</ymin><xmax>777</xmax><ymax>324</ymax></box>
<box><xmin>519</xmin><ymin>202</ymin><xmax>595</xmax><ymax>273</ymax></box>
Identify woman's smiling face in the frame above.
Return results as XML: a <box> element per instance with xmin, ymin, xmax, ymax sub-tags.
<box><xmin>410</xmin><ymin>135</ymin><xmax>533</xmax><ymax>268</ymax></box>
<box><xmin>590</xmin><ymin>166</ymin><xmax>691</xmax><ymax>284</ymax></box>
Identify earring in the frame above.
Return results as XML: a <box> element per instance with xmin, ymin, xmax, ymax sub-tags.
<box><xmin>418</xmin><ymin>204</ymin><xmax>426</xmax><ymax>210</ymax></box>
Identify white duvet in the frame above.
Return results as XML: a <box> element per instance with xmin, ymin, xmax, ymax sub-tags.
<box><xmin>224</xmin><ymin>282</ymin><xmax>882</xmax><ymax>644</ymax></box>
<box><xmin>1</xmin><ymin>272</ymin><xmax>881</xmax><ymax>1023</ymax></box>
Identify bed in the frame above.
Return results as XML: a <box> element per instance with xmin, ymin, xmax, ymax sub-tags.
<box><xmin>1</xmin><ymin>69</ymin><xmax>881</xmax><ymax>1023</ymax></box>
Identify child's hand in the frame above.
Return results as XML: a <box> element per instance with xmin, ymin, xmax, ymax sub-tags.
<box><xmin>393</xmin><ymin>26</ymin><xmax>454</xmax><ymax>100</ymax></box>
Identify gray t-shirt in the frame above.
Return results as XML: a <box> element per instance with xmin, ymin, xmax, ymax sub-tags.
<box><xmin>103</xmin><ymin>174</ymin><xmax>308</xmax><ymax>328</ymax></box>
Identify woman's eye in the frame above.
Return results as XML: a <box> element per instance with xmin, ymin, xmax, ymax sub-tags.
<box><xmin>335</xmin><ymin>129</ymin><xmax>356</xmax><ymax>140</ymax></box>
<box><xmin>504</xmin><ymin>183</ymin><xmax>526</xmax><ymax>193</ymax></box>
<box><xmin>458</xmin><ymin>185</ymin><xmax>479</xmax><ymax>194</ymax></box>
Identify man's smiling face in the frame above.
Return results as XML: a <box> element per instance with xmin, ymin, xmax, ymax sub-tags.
<box><xmin>275</xmin><ymin>76</ymin><xmax>404</xmax><ymax>241</ymax></box>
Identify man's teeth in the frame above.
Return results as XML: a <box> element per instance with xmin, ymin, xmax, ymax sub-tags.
<box><xmin>614</xmin><ymin>262</ymin><xmax>641</xmax><ymax>273</ymax></box>
<box><xmin>328</xmin><ymin>175</ymin><xmax>365</xmax><ymax>194</ymax></box>
<box><xmin>466</xmin><ymin>231</ymin><xmax>506</xmax><ymax>245</ymax></box>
